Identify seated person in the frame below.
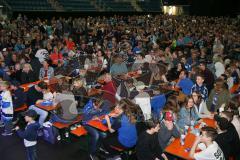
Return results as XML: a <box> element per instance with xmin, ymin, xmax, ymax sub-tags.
<box><xmin>149</xmin><ymin>63</ymin><xmax>168</xmax><ymax>87</ymax></box>
<box><xmin>51</xmin><ymin>83</ymin><xmax>78</xmax><ymax>123</ymax></box>
<box><xmin>115</xmin><ymin>78</ymin><xmax>138</xmax><ymax>100</ymax></box>
<box><xmin>215</xmin><ymin>115</ymin><xmax>235</xmax><ymax>159</ymax></box>
<box><xmin>110</xmin><ymin>54</ymin><xmax>128</xmax><ymax>76</ymax></box>
<box><xmin>133</xmin><ymin>81</ymin><xmax>152</xmax><ymax>120</ymax></box>
<box><xmin>71</xmin><ymin>78</ymin><xmax>87</xmax><ymax>108</ymax></box>
<box><xmin>43</xmin><ymin>88</ymin><xmax>54</xmax><ymax>101</ymax></box>
<box><xmin>131</xmin><ymin>53</ymin><xmax>145</xmax><ymax>72</ymax></box>
<box><xmin>102</xmin><ymin>99</ymin><xmax>138</xmax><ymax>156</ymax></box>
<box><xmin>10</xmin><ymin>81</ymin><xmax>26</xmax><ymax>109</ymax></box>
<box><xmin>101</xmin><ymin>73</ymin><xmax>117</xmax><ymax>105</ymax></box>
<box><xmin>39</xmin><ymin>60</ymin><xmax>54</xmax><ymax>80</ymax></box>
<box><xmin>189</xmin><ymin>126</ymin><xmax>225</xmax><ymax>160</ymax></box>
<box><xmin>177</xmin><ymin>97</ymin><xmax>200</xmax><ymax>129</ymax></box>
<box><xmin>206</xmin><ymin>78</ymin><xmax>230</xmax><ymax>113</ymax></box>
<box><xmin>225</xmin><ymin>99</ymin><xmax>240</xmax><ymax>139</ymax></box>
<box><xmin>26</xmin><ymin>81</ymin><xmax>48</xmax><ymax>126</ymax></box>
<box><xmin>158</xmin><ymin>104</ymin><xmax>180</xmax><ymax>151</ymax></box>
<box><xmin>177</xmin><ymin>70</ymin><xmax>194</xmax><ymax>96</ymax></box>
<box><xmin>21</xmin><ymin>63</ymin><xmax>36</xmax><ymax>84</ymax></box>
<box><xmin>191</xmin><ymin>91</ymin><xmax>212</xmax><ymax>118</ymax></box>
<box><xmin>218</xmin><ymin>111</ymin><xmax>240</xmax><ymax>159</ymax></box>
<box><xmin>136</xmin><ymin>119</ymin><xmax>167</xmax><ymax>160</ymax></box>
<box><xmin>82</xmin><ymin>98</ymin><xmax>110</xmax><ymax>159</ymax></box>
<box><xmin>191</xmin><ymin>74</ymin><xmax>208</xmax><ymax>101</ymax></box>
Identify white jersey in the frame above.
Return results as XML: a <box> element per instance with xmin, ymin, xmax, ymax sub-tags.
<box><xmin>194</xmin><ymin>141</ymin><xmax>225</xmax><ymax>160</ymax></box>
<box><xmin>0</xmin><ymin>90</ymin><xmax>13</xmax><ymax>119</ymax></box>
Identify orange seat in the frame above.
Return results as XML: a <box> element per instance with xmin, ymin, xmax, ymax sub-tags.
<box><xmin>14</xmin><ymin>104</ymin><xmax>28</xmax><ymax>112</ymax></box>
<box><xmin>70</xmin><ymin>126</ymin><xmax>88</xmax><ymax>137</ymax></box>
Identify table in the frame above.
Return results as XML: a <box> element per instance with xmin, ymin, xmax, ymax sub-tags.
<box><xmin>164</xmin><ymin>118</ymin><xmax>215</xmax><ymax>160</ymax></box>
<box><xmin>87</xmin><ymin>120</ymin><xmax>108</xmax><ymax>132</ymax></box>
<box><xmin>20</xmin><ymin>78</ymin><xmax>59</xmax><ymax>92</ymax></box>
<box><xmin>35</xmin><ymin>102</ymin><xmax>57</xmax><ymax>111</ymax></box>
<box><xmin>20</xmin><ymin>81</ymin><xmax>40</xmax><ymax>92</ymax></box>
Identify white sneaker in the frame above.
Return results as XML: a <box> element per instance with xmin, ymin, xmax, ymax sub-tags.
<box><xmin>89</xmin><ymin>154</ymin><xmax>100</xmax><ymax>160</ymax></box>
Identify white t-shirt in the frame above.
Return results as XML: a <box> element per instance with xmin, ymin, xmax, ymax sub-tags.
<box><xmin>194</xmin><ymin>141</ymin><xmax>225</xmax><ymax>160</ymax></box>
<box><xmin>134</xmin><ymin>92</ymin><xmax>152</xmax><ymax>120</ymax></box>
<box><xmin>43</xmin><ymin>92</ymin><xmax>54</xmax><ymax>101</ymax></box>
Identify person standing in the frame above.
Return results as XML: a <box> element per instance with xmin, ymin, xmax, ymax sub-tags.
<box><xmin>15</xmin><ymin>110</ymin><xmax>40</xmax><ymax>160</ymax></box>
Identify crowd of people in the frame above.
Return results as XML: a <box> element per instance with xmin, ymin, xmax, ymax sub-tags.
<box><xmin>0</xmin><ymin>13</ymin><xmax>240</xmax><ymax>160</ymax></box>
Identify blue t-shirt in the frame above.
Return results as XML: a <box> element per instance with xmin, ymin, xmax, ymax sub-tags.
<box><xmin>118</xmin><ymin>114</ymin><xmax>137</xmax><ymax>148</ymax></box>
<box><xmin>178</xmin><ymin>78</ymin><xmax>194</xmax><ymax>95</ymax></box>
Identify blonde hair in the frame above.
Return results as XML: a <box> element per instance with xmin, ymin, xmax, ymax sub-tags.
<box><xmin>73</xmin><ymin>78</ymin><xmax>85</xmax><ymax>87</ymax></box>
<box><xmin>23</xmin><ymin>63</ymin><xmax>33</xmax><ymax>72</ymax></box>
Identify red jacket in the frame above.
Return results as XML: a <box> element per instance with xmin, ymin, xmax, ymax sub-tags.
<box><xmin>102</xmin><ymin>81</ymin><xmax>117</xmax><ymax>104</ymax></box>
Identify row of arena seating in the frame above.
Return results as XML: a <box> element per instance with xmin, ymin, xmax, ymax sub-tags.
<box><xmin>138</xmin><ymin>0</ymin><xmax>162</xmax><ymax>12</ymax></box>
<box><xmin>102</xmin><ymin>0</ymin><xmax>134</xmax><ymax>12</ymax></box>
<box><xmin>57</xmin><ymin>0</ymin><xmax>96</xmax><ymax>12</ymax></box>
<box><xmin>5</xmin><ymin>0</ymin><xmax>161</xmax><ymax>12</ymax></box>
<box><xmin>6</xmin><ymin>0</ymin><xmax>53</xmax><ymax>11</ymax></box>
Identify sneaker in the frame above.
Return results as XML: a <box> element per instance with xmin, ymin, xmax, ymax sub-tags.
<box><xmin>99</xmin><ymin>147</ymin><xmax>109</xmax><ymax>154</ymax></box>
<box><xmin>106</xmin><ymin>155</ymin><xmax>122</xmax><ymax>160</ymax></box>
<box><xmin>1</xmin><ymin>132</ymin><xmax>13</xmax><ymax>136</ymax></box>
<box><xmin>89</xmin><ymin>154</ymin><xmax>100</xmax><ymax>160</ymax></box>
<box><xmin>12</xmin><ymin>119</ymin><xmax>19</xmax><ymax>125</ymax></box>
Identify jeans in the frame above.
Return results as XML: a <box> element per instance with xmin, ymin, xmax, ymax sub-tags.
<box><xmin>26</xmin><ymin>145</ymin><xmax>37</xmax><ymax>160</ymax></box>
<box><xmin>29</xmin><ymin>105</ymin><xmax>48</xmax><ymax>126</ymax></box>
<box><xmin>84</xmin><ymin>125</ymin><xmax>107</xmax><ymax>154</ymax></box>
<box><xmin>49</xmin><ymin>114</ymin><xmax>73</xmax><ymax>124</ymax></box>
<box><xmin>1</xmin><ymin>115</ymin><xmax>13</xmax><ymax>133</ymax></box>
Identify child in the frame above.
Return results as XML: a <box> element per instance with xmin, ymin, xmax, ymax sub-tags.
<box><xmin>190</xmin><ymin>126</ymin><xmax>225</xmax><ymax>160</ymax></box>
<box><xmin>177</xmin><ymin>97</ymin><xmax>200</xmax><ymax>129</ymax></box>
<box><xmin>0</xmin><ymin>81</ymin><xmax>14</xmax><ymax>136</ymax></box>
<box><xmin>191</xmin><ymin>74</ymin><xmax>208</xmax><ymax>101</ymax></box>
<box><xmin>9</xmin><ymin>81</ymin><xmax>26</xmax><ymax>109</ymax></box>
<box><xmin>15</xmin><ymin>110</ymin><xmax>40</xmax><ymax>160</ymax></box>
<box><xmin>158</xmin><ymin>105</ymin><xmax>180</xmax><ymax>150</ymax></box>
<box><xmin>43</xmin><ymin>88</ymin><xmax>54</xmax><ymax>101</ymax></box>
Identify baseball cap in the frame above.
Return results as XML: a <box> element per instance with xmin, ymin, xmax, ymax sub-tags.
<box><xmin>164</xmin><ymin>111</ymin><xmax>173</xmax><ymax>122</ymax></box>
<box><xmin>23</xmin><ymin>110</ymin><xmax>38</xmax><ymax>119</ymax></box>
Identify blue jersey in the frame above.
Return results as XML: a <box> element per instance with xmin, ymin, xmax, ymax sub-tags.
<box><xmin>191</xmin><ymin>84</ymin><xmax>208</xmax><ymax>101</ymax></box>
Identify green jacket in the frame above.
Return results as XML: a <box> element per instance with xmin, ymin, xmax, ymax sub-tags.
<box><xmin>206</xmin><ymin>89</ymin><xmax>230</xmax><ymax>112</ymax></box>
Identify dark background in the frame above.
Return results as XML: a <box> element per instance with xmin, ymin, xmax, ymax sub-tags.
<box><xmin>11</xmin><ymin>0</ymin><xmax>240</xmax><ymax>19</ymax></box>
<box><xmin>190</xmin><ymin>0</ymin><xmax>240</xmax><ymax>16</ymax></box>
